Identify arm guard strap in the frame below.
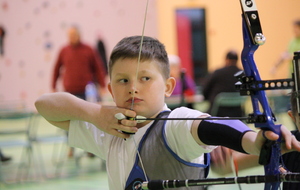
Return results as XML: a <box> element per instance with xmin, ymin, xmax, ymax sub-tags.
<box><xmin>197</xmin><ymin>119</ymin><xmax>253</xmax><ymax>154</ymax></box>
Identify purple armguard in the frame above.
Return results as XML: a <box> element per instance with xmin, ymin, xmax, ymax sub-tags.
<box><xmin>197</xmin><ymin>119</ymin><xmax>253</xmax><ymax>154</ymax></box>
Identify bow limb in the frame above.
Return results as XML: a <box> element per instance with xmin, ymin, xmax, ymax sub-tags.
<box><xmin>240</xmin><ymin>1</ymin><xmax>281</xmax><ymax>189</ymax></box>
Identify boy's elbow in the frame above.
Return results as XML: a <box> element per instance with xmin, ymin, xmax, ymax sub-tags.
<box><xmin>35</xmin><ymin>96</ymin><xmax>42</xmax><ymax>112</ymax></box>
<box><xmin>35</xmin><ymin>93</ymin><xmax>70</xmax><ymax>131</ymax></box>
<box><xmin>35</xmin><ymin>93</ymin><xmax>53</xmax><ymax>116</ymax></box>
<box><xmin>35</xmin><ymin>96</ymin><xmax>41</xmax><ymax>108</ymax></box>
<box><xmin>35</xmin><ymin>94</ymin><xmax>47</xmax><ymax>111</ymax></box>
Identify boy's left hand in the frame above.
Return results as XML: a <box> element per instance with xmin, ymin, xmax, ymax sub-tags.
<box><xmin>256</xmin><ymin>125</ymin><xmax>300</xmax><ymax>154</ymax></box>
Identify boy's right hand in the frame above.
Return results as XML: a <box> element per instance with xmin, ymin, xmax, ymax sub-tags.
<box><xmin>93</xmin><ymin>106</ymin><xmax>138</xmax><ymax>138</ymax></box>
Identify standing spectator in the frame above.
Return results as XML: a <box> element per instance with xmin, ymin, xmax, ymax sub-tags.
<box><xmin>0</xmin><ymin>25</ymin><xmax>5</xmax><ymax>55</ymax></box>
<box><xmin>52</xmin><ymin>25</ymin><xmax>106</xmax><ymax>100</ymax></box>
<box><xmin>271</xmin><ymin>20</ymin><xmax>300</xmax><ymax>77</ymax></box>
<box><xmin>202</xmin><ymin>50</ymin><xmax>243</xmax><ymax>117</ymax></box>
<box><xmin>96</xmin><ymin>37</ymin><xmax>108</xmax><ymax>74</ymax></box>
<box><xmin>169</xmin><ymin>54</ymin><xmax>197</xmax><ymax>108</ymax></box>
<box><xmin>52</xmin><ymin>25</ymin><xmax>106</xmax><ymax>157</ymax></box>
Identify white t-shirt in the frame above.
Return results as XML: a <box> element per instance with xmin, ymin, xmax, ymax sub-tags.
<box><xmin>68</xmin><ymin>105</ymin><xmax>216</xmax><ymax>190</ymax></box>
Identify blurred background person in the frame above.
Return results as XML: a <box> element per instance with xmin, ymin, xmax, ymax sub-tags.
<box><xmin>0</xmin><ymin>25</ymin><xmax>5</xmax><ymax>56</ymax></box>
<box><xmin>271</xmin><ymin>19</ymin><xmax>300</xmax><ymax>77</ymax></box>
<box><xmin>202</xmin><ymin>50</ymin><xmax>244</xmax><ymax>117</ymax></box>
<box><xmin>96</xmin><ymin>35</ymin><xmax>108</xmax><ymax>74</ymax></box>
<box><xmin>52</xmin><ymin>25</ymin><xmax>106</xmax><ymax>101</ymax></box>
<box><xmin>168</xmin><ymin>54</ymin><xmax>197</xmax><ymax>109</ymax></box>
<box><xmin>51</xmin><ymin>25</ymin><xmax>106</xmax><ymax>158</ymax></box>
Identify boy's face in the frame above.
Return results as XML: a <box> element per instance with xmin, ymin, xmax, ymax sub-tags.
<box><xmin>108</xmin><ymin>58</ymin><xmax>175</xmax><ymax>119</ymax></box>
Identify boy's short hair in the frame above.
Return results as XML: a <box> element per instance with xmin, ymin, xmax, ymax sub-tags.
<box><xmin>108</xmin><ymin>36</ymin><xmax>170</xmax><ymax>79</ymax></box>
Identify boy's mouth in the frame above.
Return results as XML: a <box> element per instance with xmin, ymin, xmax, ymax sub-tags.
<box><xmin>126</xmin><ymin>97</ymin><xmax>142</xmax><ymax>103</ymax></box>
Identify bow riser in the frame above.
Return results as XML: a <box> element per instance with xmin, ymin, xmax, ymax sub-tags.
<box><xmin>241</xmin><ymin>20</ymin><xmax>281</xmax><ymax>134</ymax></box>
<box><xmin>240</xmin><ymin>3</ymin><xmax>281</xmax><ymax>189</ymax></box>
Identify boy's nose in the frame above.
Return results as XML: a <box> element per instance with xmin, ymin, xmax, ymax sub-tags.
<box><xmin>129</xmin><ymin>82</ymin><xmax>138</xmax><ymax>95</ymax></box>
<box><xmin>129</xmin><ymin>89</ymin><xmax>138</xmax><ymax>95</ymax></box>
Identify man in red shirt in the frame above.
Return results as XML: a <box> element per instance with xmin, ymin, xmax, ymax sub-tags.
<box><xmin>52</xmin><ymin>26</ymin><xmax>106</xmax><ymax>100</ymax></box>
<box><xmin>52</xmin><ymin>26</ymin><xmax>106</xmax><ymax>157</ymax></box>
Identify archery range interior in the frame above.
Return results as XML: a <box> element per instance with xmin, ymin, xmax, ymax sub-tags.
<box><xmin>1</xmin><ymin>0</ymin><xmax>300</xmax><ymax>190</ymax></box>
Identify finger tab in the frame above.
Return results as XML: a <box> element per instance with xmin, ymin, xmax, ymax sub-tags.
<box><xmin>115</xmin><ymin>113</ymin><xmax>126</xmax><ymax>120</ymax></box>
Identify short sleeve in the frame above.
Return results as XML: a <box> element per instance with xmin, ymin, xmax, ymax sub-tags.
<box><xmin>164</xmin><ymin>107</ymin><xmax>216</xmax><ymax>163</ymax></box>
<box><xmin>68</xmin><ymin>120</ymin><xmax>112</xmax><ymax>160</ymax></box>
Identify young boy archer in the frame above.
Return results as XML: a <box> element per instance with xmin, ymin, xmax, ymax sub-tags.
<box><xmin>35</xmin><ymin>36</ymin><xmax>300</xmax><ymax>190</ymax></box>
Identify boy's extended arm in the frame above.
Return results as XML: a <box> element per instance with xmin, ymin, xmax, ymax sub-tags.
<box><xmin>35</xmin><ymin>92</ymin><xmax>137</xmax><ymax>138</ymax></box>
<box><xmin>191</xmin><ymin>118</ymin><xmax>300</xmax><ymax>155</ymax></box>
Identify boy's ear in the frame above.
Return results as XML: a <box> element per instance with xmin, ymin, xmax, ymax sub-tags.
<box><xmin>288</xmin><ymin>110</ymin><xmax>296</xmax><ymax>122</ymax></box>
<box><xmin>107</xmin><ymin>82</ymin><xmax>114</xmax><ymax>99</ymax></box>
<box><xmin>165</xmin><ymin>77</ymin><xmax>176</xmax><ymax>97</ymax></box>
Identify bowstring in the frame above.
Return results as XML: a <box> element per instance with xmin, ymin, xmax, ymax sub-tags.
<box><xmin>130</xmin><ymin>0</ymin><xmax>149</xmax><ymax>110</ymax></box>
<box><xmin>132</xmin><ymin>136</ymin><xmax>148</xmax><ymax>182</ymax></box>
<box><xmin>130</xmin><ymin>0</ymin><xmax>150</xmax><ymax>183</ymax></box>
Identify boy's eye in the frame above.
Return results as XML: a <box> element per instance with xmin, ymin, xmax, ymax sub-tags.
<box><xmin>119</xmin><ymin>79</ymin><xmax>128</xmax><ymax>83</ymax></box>
<box><xmin>141</xmin><ymin>77</ymin><xmax>150</xmax><ymax>81</ymax></box>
